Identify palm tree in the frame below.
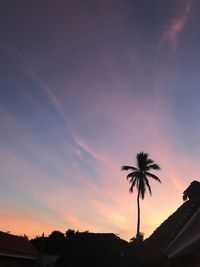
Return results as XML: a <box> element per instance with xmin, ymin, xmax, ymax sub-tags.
<box><xmin>121</xmin><ymin>152</ymin><xmax>161</xmax><ymax>239</ymax></box>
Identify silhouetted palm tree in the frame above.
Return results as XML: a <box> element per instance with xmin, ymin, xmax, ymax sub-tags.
<box><xmin>121</xmin><ymin>152</ymin><xmax>161</xmax><ymax>239</ymax></box>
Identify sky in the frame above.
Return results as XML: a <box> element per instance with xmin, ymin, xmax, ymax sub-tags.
<box><xmin>0</xmin><ymin>0</ymin><xmax>200</xmax><ymax>241</ymax></box>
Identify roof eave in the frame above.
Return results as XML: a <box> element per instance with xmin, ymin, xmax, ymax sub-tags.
<box><xmin>163</xmin><ymin>206</ymin><xmax>200</xmax><ymax>258</ymax></box>
<box><xmin>0</xmin><ymin>252</ymin><xmax>39</xmax><ymax>260</ymax></box>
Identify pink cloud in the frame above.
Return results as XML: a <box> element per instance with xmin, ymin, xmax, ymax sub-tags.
<box><xmin>161</xmin><ymin>1</ymin><xmax>192</xmax><ymax>52</ymax></box>
<box><xmin>0</xmin><ymin>202</ymin><xmax>65</xmax><ymax>238</ymax></box>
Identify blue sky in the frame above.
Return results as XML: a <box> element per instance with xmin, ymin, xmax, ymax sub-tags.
<box><xmin>0</xmin><ymin>0</ymin><xmax>200</xmax><ymax>240</ymax></box>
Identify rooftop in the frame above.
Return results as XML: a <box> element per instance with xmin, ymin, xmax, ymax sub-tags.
<box><xmin>0</xmin><ymin>232</ymin><xmax>39</xmax><ymax>259</ymax></box>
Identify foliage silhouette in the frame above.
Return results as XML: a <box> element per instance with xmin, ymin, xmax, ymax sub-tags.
<box><xmin>183</xmin><ymin>180</ymin><xmax>200</xmax><ymax>201</ymax></box>
<box><xmin>56</xmin><ymin>231</ymin><xmax>129</xmax><ymax>267</ymax></box>
<box><xmin>130</xmin><ymin>232</ymin><xmax>144</xmax><ymax>243</ymax></box>
<box><xmin>121</xmin><ymin>152</ymin><xmax>161</xmax><ymax>239</ymax></box>
<box><xmin>31</xmin><ymin>235</ymin><xmax>48</xmax><ymax>253</ymax></box>
<box><xmin>46</xmin><ymin>231</ymin><xmax>65</xmax><ymax>254</ymax></box>
<box><xmin>66</xmin><ymin>228</ymin><xmax>80</xmax><ymax>241</ymax></box>
<box><xmin>31</xmin><ymin>230</ymin><xmax>134</xmax><ymax>267</ymax></box>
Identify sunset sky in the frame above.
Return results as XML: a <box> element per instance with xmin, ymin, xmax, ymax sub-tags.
<box><xmin>1</xmin><ymin>0</ymin><xmax>200</xmax><ymax>241</ymax></box>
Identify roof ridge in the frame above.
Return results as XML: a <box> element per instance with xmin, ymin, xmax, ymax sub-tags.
<box><xmin>0</xmin><ymin>231</ymin><xmax>39</xmax><ymax>258</ymax></box>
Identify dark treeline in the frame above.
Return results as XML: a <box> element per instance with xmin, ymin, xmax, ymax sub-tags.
<box><xmin>31</xmin><ymin>229</ymin><xmax>143</xmax><ymax>267</ymax></box>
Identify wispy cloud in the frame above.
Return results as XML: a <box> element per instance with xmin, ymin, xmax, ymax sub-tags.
<box><xmin>1</xmin><ymin>0</ymin><xmax>199</xmax><ymax>241</ymax></box>
<box><xmin>161</xmin><ymin>1</ymin><xmax>193</xmax><ymax>52</ymax></box>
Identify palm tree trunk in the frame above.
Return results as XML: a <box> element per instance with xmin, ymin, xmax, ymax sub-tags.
<box><xmin>136</xmin><ymin>190</ymin><xmax>140</xmax><ymax>239</ymax></box>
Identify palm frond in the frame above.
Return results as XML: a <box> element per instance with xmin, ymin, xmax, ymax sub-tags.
<box><xmin>140</xmin><ymin>182</ymin><xmax>146</xmax><ymax>199</ymax></box>
<box><xmin>129</xmin><ymin>177</ymin><xmax>137</xmax><ymax>192</ymax></box>
<box><xmin>146</xmin><ymin>159</ymin><xmax>154</xmax><ymax>165</ymax></box>
<box><xmin>137</xmin><ymin>152</ymin><xmax>148</xmax><ymax>170</ymax></box>
<box><xmin>144</xmin><ymin>177</ymin><xmax>152</xmax><ymax>195</ymax></box>
<box><xmin>126</xmin><ymin>171</ymin><xmax>137</xmax><ymax>180</ymax></box>
<box><xmin>128</xmin><ymin>176</ymin><xmax>136</xmax><ymax>183</ymax></box>
<box><xmin>137</xmin><ymin>152</ymin><xmax>148</xmax><ymax>160</ymax></box>
<box><xmin>146</xmin><ymin>172</ymin><xmax>161</xmax><ymax>183</ymax></box>
<box><xmin>121</xmin><ymin>165</ymin><xmax>138</xmax><ymax>171</ymax></box>
<box><xmin>137</xmin><ymin>152</ymin><xmax>157</xmax><ymax>171</ymax></box>
<box><xmin>146</xmin><ymin>163</ymin><xmax>160</xmax><ymax>170</ymax></box>
<box><xmin>129</xmin><ymin>183</ymin><xmax>134</xmax><ymax>193</ymax></box>
<box><xmin>132</xmin><ymin>177</ymin><xmax>137</xmax><ymax>187</ymax></box>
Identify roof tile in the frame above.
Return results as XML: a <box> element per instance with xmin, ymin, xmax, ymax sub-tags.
<box><xmin>0</xmin><ymin>232</ymin><xmax>39</xmax><ymax>258</ymax></box>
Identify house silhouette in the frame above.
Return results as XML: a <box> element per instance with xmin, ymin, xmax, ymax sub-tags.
<box><xmin>142</xmin><ymin>181</ymin><xmax>200</xmax><ymax>267</ymax></box>
<box><xmin>0</xmin><ymin>231</ymin><xmax>39</xmax><ymax>267</ymax></box>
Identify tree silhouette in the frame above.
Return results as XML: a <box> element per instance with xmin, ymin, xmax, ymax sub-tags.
<box><xmin>46</xmin><ymin>231</ymin><xmax>65</xmax><ymax>254</ymax></box>
<box><xmin>183</xmin><ymin>180</ymin><xmax>200</xmax><ymax>201</ymax></box>
<box><xmin>121</xmin><ymin>152</ymin><xmax>161</xmax><ymax>239</ymax></box>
